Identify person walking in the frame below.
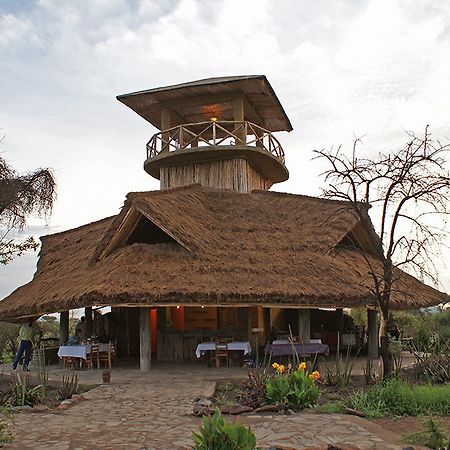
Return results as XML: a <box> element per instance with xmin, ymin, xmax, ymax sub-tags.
<box><xmin>12</xmin><ymin>318</ymin><xmax>36</xmax><ymax>371</ymax></box>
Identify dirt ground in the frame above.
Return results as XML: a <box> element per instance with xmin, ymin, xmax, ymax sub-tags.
<box><xmin>374</xmin><ymin>416</ymin><xmax>450</xmax><ymax>438</ymax></box>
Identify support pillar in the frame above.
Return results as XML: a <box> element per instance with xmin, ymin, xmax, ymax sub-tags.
<box><xmin>336</xmin><ymin>308</ymin><xmax>344</xmax><ymax>333</ymax></box>
<box><xmin>139</xmin><ymin>307</ymin><xmax>151</xmax><ymax>371</ymax></box>
<box><xmin>367</xmin><ymin>308</ymin><xmax>378</xmax><ymax>359</ymax></box>
<box><xmin>233</xmin><ymin>96</ymin><xmax>245</xmax><ymax>144</ymax></box>
<box><xmin>85</xmin><ymin>307</ymin><xmax>93</xmax><ymax>338</ymax></box>
<box><xmin>59</xmin><ymin>311</ymin><xmax>69</xmax><ymax>346</ymax></box>
<box><xmin>298</xmin><ymin>309</ymin><xmax>310</xmax><ymax>343</ymax></box>
<box><xmin>161</xmin><ymin>108</ymin><xmax>171</xmax><ymax>152</ymax></box>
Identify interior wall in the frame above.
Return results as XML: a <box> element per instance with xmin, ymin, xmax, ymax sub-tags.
<box><xmin>184</xmin><ymin>306</ymin><xmax>217</xmax><ymax>330</ymax></box>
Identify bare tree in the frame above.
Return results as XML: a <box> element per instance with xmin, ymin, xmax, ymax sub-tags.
<box><xmin>314</xmin><ymin>126</ymin><xmax>450</xmax><ymax>378</ymax></box>
<box><xmin>0</xmin><ymin>151</ymin><xmax>56</xmax><ymax>264</ymax></box>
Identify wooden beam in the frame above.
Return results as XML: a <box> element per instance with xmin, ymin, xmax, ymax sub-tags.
<box><xmin>233</xmin><ymin>96</ymin><xmax>245</xmax><ymax>144</ymax></box>
<box><xmin>85</xmin><ymin>307</ymin><xmax>93</xmax><ymax>338</ymax></box>
<box><xmin>139</xmin><ymin>307</ymin><xmax>151</xmax><ymax>371</ymax></box>
<box><xmin>161</xmin><ymin>108</ymin><xmax>171</xmax><ymax>152</ymax></box>
<box><xmin>298</xmin><ymin>309</ymin><xmax>310</xmax><ymax>343</ymax></box>
<box><xmin>97</xmin><ymin>206</ymin><xmax>140</xmax><ymax>261</ymax></box>
<box><xmin>59</xmin><ymin>311</ymin><xmax>69</xmax><ymax>346</ymax></box>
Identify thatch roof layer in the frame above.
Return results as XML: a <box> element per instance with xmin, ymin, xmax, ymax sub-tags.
<box><xmin>0</xmin><ymin>185</ymin><xmax>446</xmax><ymax>319</ymax></box>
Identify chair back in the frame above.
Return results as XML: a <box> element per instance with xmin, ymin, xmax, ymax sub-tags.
<box><xmin>215</xmin><ymin>342</ymin><xmax>228</xmax><ymax>356</ymax></box>
<box><xmin>110</xmin><ymin>340</ymin><xmax>117</xmax><ymax>358</ymax></box>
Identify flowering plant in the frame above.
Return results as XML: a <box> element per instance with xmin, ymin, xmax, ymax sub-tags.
<box><xmin>266</xmin><ymin>361</ymin><xmax>320</xmax><ymax>410</ymax></box>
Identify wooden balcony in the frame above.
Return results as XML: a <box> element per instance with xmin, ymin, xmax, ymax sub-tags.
<box><xmin>146</xmin><ymin>120</ymin><xmax>285</xmax><ymax>163</ymax></box>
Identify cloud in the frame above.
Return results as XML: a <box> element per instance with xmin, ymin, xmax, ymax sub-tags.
<box><xmin>0</xmin><ymin>0</ymin><xmax>449</xmax><ymax>295</ymax></box>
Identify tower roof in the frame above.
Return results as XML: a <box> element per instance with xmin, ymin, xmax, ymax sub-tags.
<box><xmin>117</xmin><ymin>75</ymin><xmax>293</xmax><ymax>132</ymax></box>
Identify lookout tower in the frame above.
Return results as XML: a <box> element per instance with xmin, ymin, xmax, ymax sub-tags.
<box><xmin>117</xmin><ymin>75</ymin><xmax>292</xmax><ymax>192</ymax></box>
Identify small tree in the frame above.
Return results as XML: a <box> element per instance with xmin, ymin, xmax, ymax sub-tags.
<box><xmin>315</xmin><ymin>127</ymin><xmax>450</xmax><ymax>378</ymax></box>
<box><xmin>0</xmin><ymin>149</ymin><xmax>56</xmax><ymax>264</ymax></box>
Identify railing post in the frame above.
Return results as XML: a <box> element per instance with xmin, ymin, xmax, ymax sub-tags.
<box><xmin>179</xmin><ymin>125</ymin><xmax>183</xmax><ymax>149</ymax></box>
<box><xmin>212</xmin><ymin>121</ymin><xmax>216</xmax><ymax>145</ymax></box>
<box><xmin>233</xmin><ymin>97</ymin><xmax>245</xmax><ymax>145</ymax></box>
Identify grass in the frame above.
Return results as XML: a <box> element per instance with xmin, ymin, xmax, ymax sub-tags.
<box><xmin>0</xmin><ymin>406</ymin><xmax>12</xmax><ymax>443</ymax></box>
<box><xmin>345</xmin><ymin>379</ymin><xmax>450</xmax><ymax>418</ymax></box>
<box><xmin>314</xmin><ymin>401</ymin><xmax>345</xmax><ymax>413</ymax></box>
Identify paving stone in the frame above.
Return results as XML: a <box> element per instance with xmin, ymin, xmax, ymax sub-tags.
<box><xmin>4</xmin><ymin>365</ymin><xmax>405</xmax><ymax>449</ymax></box>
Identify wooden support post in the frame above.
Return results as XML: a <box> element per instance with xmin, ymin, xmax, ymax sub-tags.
<box><xmin>247</xmin><ymin>308</ymin><xmax>253</xmax><ymax>343</ymax></box>
<box><xmin>85</xmin><ymin>307</ymin><xmax>93</xmax><ymax>338</ymax></box>
<box><xmin>59</xmin><ymin>311</ymin><xmax>69</xmax><ymax>346</ymax></box>
<box><xmin>367</xmin><ymin>308</ymin><xmax>378</xmax><ymax>359</ymax></box>
<box><xmin>263</xmin><ymin>308</ymin><xmax>271</xmax><ymax>344</ymax></box>
<box><xmin>336</xmin><ymin>308</ymin><xmax>344</xmax><ymax>333</ymax></box>
<box><xmin>139</xmin><ymin>307</ymin><xmax>151</xmax><ymax>371</ymax></box>
<box><xmin>233</xmin><ymin>97</ymin><xmax>245</xmax><ymax>145</ymax></box>
<box><xmin>161</xmin><ymin>108</ymin><xmax>171</xmax><ymax>152</ymax></box>
<box><xmin>298</xmin><ymin>309</ymin><xmax>310</xmax><ymax>343</ymax></box>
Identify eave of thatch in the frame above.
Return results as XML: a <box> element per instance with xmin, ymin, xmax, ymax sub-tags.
<box><xmin>0</xmin><ymin>185</ymin><xmax>446</xmax><ymax>319</ymax></box>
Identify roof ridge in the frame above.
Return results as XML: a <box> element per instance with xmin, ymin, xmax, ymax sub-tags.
<box><xmin>40</xmin><ymin>216</ymin><xmax>116</xmax><ymax>241</ymax></box>
<box><xmin>251</xmin><ymin>189</ymin><xmax>370</xmax><ymax>208</ymax></box>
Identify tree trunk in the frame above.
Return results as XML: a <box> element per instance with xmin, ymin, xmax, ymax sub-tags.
<box><xmin>379</xmin><ymin>259</ymin><xmax>393</xmax><ymax>379</ymax></box>
<box><xmin>379</xmin><ymin>306</ymin><xmax>392</xmax><ymax>378</ymax></box>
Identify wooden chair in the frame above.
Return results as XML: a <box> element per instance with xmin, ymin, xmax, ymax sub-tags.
<box><xmin>213</xmin><ymin>342</ymin><xmax>229</xmax><ymax>368</ymax></box>
<box><xmin>99</xmin><ymin>341</ymin><xmax>116</xmax><ymax>369</ymax></box>
<box><xmin>84</xmin><ymin>343</ymin><xmax>99</xmax><ymax>370</ymax></box>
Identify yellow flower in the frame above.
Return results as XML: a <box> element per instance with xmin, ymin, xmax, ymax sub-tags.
<box><xmin>272</xmin><ymin>362</ymin><xmax>279</xmax><ymax>369</ymax></box>
<box><xmin>309</xmin><ymin>370</ymin><xmax>321</xmax><ymax>381</ymax></box>
<box><xmin>277</xmin><ymin>364</ymin><xmax>286</xmax><ymax>374</ymax></box>
<box><xmin>298</xmin><ymin>362</ymin><xmax>307</xmax><ymax>371</ymax></box>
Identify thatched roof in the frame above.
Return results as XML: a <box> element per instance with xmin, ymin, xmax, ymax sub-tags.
<box><xmin>117</xmin><ymin>75</ymin><xmax>293</xmax><ymax>132</ymax></box>
<box><xmin>0</xmin><ymin>185</ymin><xmax>445</xmax><ymax>319</ymax></box>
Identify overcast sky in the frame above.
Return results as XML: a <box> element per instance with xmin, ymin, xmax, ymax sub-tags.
<box><xmin>1</xmin><ymin>0</ymin><xmax>449</xmax><ymax>300</ymax></box>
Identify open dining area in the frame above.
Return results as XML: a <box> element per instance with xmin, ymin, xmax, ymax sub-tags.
<box><xmin>52</xmin><ymin>304</ymin><xmax>367</xmax><ymax>372</ymax></box>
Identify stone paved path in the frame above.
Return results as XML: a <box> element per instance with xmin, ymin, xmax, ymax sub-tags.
<box><xmin>5</xmin><ymin>366</ymin><xmax>403</xmax><ymax>449</ymax></box>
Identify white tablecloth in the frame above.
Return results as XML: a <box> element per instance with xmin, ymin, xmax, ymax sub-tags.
<box><xmin>58</xmin><ymin>343</ymin><xmax>110</xmax><ymax>360</ymax></box>
<box><xmin>195</xmin><ymin>341</ymin><xmax>252</xmax><ymax>358</ymax></box>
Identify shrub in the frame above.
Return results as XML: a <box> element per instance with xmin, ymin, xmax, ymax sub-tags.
<box><xmin>192</xmin><ymin>407</ymin><xmax>258</xmax><ymax>450</ymax></box>
<box><xmin>0</xmin><ymin>322</ymin><xmax>19</xmax><ymax>363</ymax></box>
<box><xmin>14</xmin><ymin>373</ymin><xmax>44</xmax><ymax>407</ymax></box>
<box><xmin>413</xmin><ymin>338</ymin><xmax>450</xmax><ymax>384</ymax></box>
<box><xmin>0</xmin><ymin>407</ymin><xmax>12</xmax><ymax>443</ymax></box>
<box><xmin>238</xmin><ymin>369</ymin><xmax>270</xmax><ymax>409</ymax></box>
<box><xmin>405</xmin><ymin>417</ymin><xmax>448</xmax><ymax>450</ymax></box>
<box><xmin>266</xmin><ymin>362</ymin><xmax>320</xmax><ymax>410</ymax></box>
<box><xmin>58</xmin><ymin>371</ymin><xmax>79</xmax><ymax>400</ymax></box>
<box><xmin>346</xmin><ymin>379</ymin><xmax>450</xmax><ymax>417</ymax></box>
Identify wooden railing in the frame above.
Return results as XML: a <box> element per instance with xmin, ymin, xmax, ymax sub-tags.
<box><xmin>146</xmin><ymin>120</ymin><xmax>285</xmax><ymax>163</ymax></box>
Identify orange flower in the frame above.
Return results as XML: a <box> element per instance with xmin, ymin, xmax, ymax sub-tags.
<box><xmin>309</xmin><ymin>370</ymin><xmax>320</xmax><ymax>381</ymax></box>
<box><xmin>277</xmin><ymin>364</ymin><xmax>286</xmax><ymax>374</ymax></box>
<box><xmin>298</xmin><ymin>362</ymin><xmax>307</xmax><ymax>371</ymax></box>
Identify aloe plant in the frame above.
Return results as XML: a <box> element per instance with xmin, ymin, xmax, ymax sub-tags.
<box><xmin>192</xmin><ymin>407</ymin><xmax>258</xmax><ymax>450</ymax></box>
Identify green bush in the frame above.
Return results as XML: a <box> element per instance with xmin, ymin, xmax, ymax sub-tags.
<box><xmin>346</xmin><ymin>379</ymin><xmax>450</xmax><ymax>417</ymax></box>
<box><xmin>0</xmin><ymin>407</ymin><xmax>12</xmax><ymax>443</ymax></box>
<box><xmin>266</xmin><ymin>363</ymin><xmax>320</xmax><ymax>410</ymax></box>
<box><xmin>413</xmin><ymin>339</ymin><xmax>450</xmax><ymax>384</ymax></box>
<box><xmin>14</xmin><ymin>373</ymin><xmax>44</xmax><ymax>407</ymax></box>
<box><xmin>192</xmin><ymin>408</ymin><xmax>257</xmax><ymax>450</ymax></box>
<box><xmin>405</xmin><ymin>417</ymin><xmax>448</xmax><ymax>450</ymax></box>
<box><xmin>239</xmin><ymin>369</ymin><xmax>270</xmax><ymax>409</ymax></box>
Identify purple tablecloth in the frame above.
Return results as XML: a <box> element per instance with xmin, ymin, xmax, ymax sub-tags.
<box><xmin>266</xmin><ymin>343</ymin><xmax>329</xmax><ymax>357</ymax></box>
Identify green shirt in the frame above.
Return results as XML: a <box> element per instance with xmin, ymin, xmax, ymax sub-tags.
<box><xmin>19</xmin><ymin>324</ymin><xmax>34</xmax><ymax>341</ymax></box>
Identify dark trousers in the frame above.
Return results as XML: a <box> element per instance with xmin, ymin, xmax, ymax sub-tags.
<box><xmin>13</xmin><ymin>340</ymin><xmax>32</xmax><ymax>370</ymax></box>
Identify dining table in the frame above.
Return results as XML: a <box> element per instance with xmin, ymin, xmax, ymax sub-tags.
<box><xmin>57</xmin><ymin>343</ymin><xmax>110</xmax><ymax>360</ymax></box>
<box><xmin>195</xmin><ymin>341</ymin><xmax>252</xmax><ymax>358</ymax></box>
<box><xmin>265</xmin><ymin>341</ymin><xmax>329</xmax><ymax>359</ymax></box>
